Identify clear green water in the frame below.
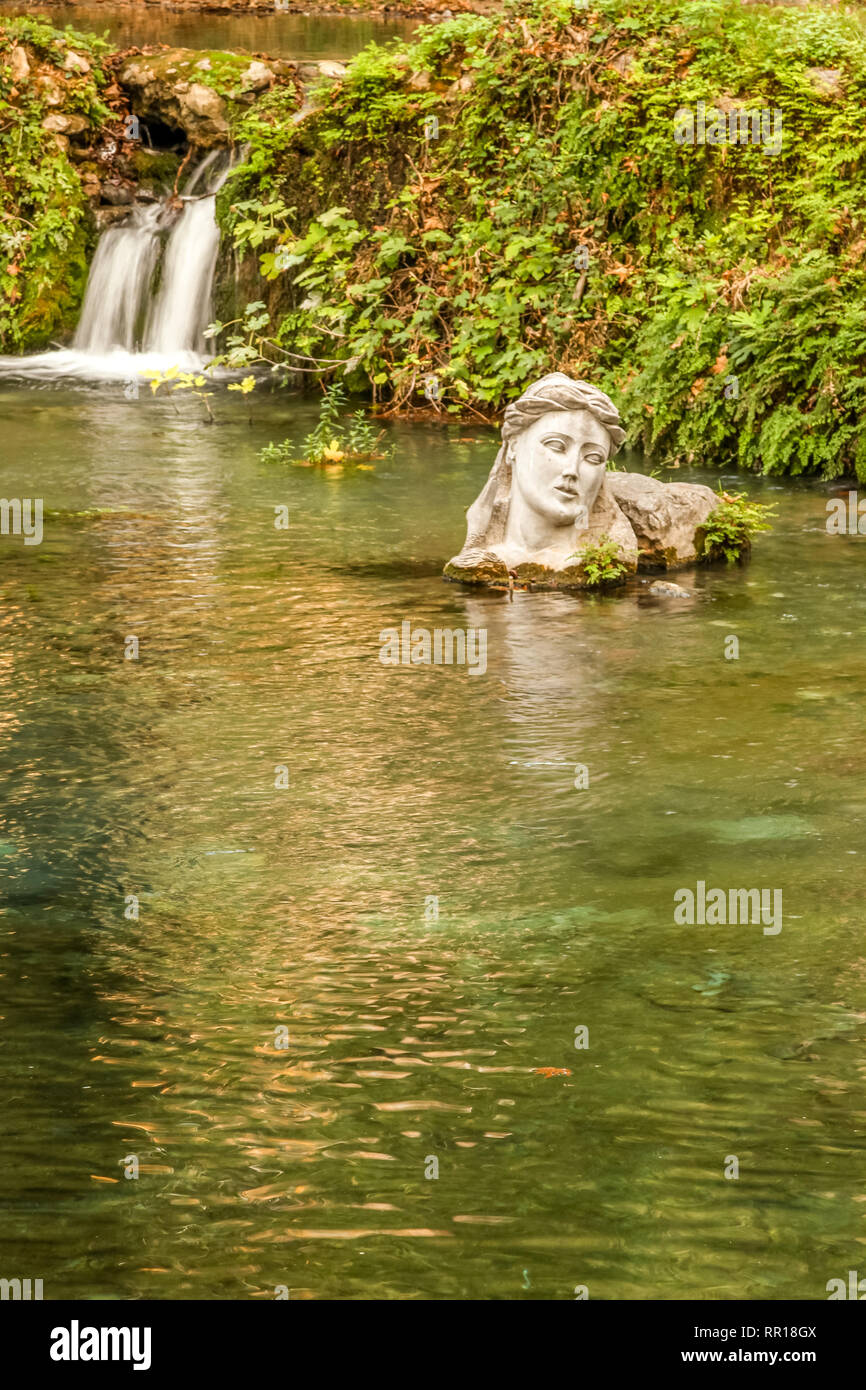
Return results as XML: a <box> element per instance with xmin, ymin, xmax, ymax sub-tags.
<box><xmin>0</xmin><ymin>381</ymin><xmax>864</xmax><ymax>1300</ymax></box>
<box><xmin>0</xmin><ymin>2</ymin><xmax>418</xmax><ymax>59</ymax></box>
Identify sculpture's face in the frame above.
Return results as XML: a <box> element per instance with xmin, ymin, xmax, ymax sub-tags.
<box><xmin>508</xmin><ymin>408</ymin><xmax>612</xmax><ymax>532</ymax></box>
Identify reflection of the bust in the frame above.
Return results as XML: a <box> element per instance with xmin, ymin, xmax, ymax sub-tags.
<box><xmin>459</xmin><ymin>588</ymin><xmax>601</xmax><ymax>688</ymax></box>
<box><xmin>457</xmin><ymin>589</ymin><xmax>625</xmax><ymax>773</ymax></box>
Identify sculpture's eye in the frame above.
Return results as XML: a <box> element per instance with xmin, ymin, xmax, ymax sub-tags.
<box><xmin>543</xmin><ymin>436</ymin><xmax>567</xmax><ymax>454</ymax></box>
<box><xmin>585</xmin><ymin>453</ymin><xmax>606</xmax><ymax>466</ymax></box>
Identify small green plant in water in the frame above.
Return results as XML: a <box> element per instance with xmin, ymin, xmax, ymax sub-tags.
<box><xmin>700</xmin><ymin>490</ymin><xmax>775</xmax><ymax>564</ymax></box>
<box><xmin>146</xmin><ymin>366</ymin><xmax>220</xmax><ymax>423</ymax></box>
<box><xmin>261</xmin><ymin>383</ymin><xmax>391</xmax><ymax>467</ymax></box>
<box><xmin>570</xmin><ymin>534</ymin><xmax>627</xmax><ymax>588</ymax></box>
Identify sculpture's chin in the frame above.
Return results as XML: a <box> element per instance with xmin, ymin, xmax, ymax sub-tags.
<box><xmin>536</xmin><ymin>503</ymin><xmax>581</xmax><ymax>528</ymax></box>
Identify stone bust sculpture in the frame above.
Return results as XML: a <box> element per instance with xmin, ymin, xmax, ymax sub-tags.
<box><xmin>444</xmin><ymin>371</ymin><xmax>728</xmax><ymax>589</ymax></box>
<box><xmin>445</xmin><ymin>372</ymin><xmax>637</xmax><ymax>585</ymax></box>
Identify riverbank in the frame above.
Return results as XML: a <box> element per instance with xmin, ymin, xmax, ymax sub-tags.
<box><xmin>5</xmin><ymin>0</ymin><xmax>866</xmax><ymax>476</ymax></box>
<box><xmin>214</xmin><ymin>0</ymin><xmax>866</xmax><ymax>477</ymax></box>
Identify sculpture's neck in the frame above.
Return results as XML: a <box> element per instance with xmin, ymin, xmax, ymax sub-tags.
<box><xmin>504</xmin><ymin>500</ymin><xmax>587</xmax><ymax>560</ymax></box>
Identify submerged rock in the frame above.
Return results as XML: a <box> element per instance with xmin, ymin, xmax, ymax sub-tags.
<box><xmin>445</xmin><ymin>479</ymin><xmax>638</xmax><ymax>590</ymax></box>
<box><xmin>648</xmin><ymin>579</ymin><xmax>691</xmax><ymax>597</ymax></box>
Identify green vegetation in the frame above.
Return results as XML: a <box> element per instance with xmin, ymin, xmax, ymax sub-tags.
<box><xmin>698</xmin><ymin>488</ymin><xmax>776</xmax><ymax>563</ymax></box>
<box><xmin>7</xmin><ymin>1</ymin><xmax>866</xmax><ymax>479</ymax></box>
<box><xmin>570</xmin><ymin>533</ymin><xmax>629</xmax><ymax>586</ymax></box>
<box><xmin>261</xmin><ymin>380</ymin><xmax>390</xmax><ymax>465</ymax></box>
<box><xmin>0</xmin><ymin>16</ymin><xmax>110</xmax><ymax>349</ymax></box>
<box><xmin>218</xmin><ymin>0</ymin><xmax>866</xmax><ymax>477</ymax></box>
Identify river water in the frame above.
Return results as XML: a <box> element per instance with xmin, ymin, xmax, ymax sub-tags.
<box><xmin>0</xmin><ymin>377</ymin><xmax>864</xmax><ymax>1299</ymax></box>
<box><xmin>0</xmin><ymin>2</ymin><xmax>419</xmax><ymax>58</ymax></box>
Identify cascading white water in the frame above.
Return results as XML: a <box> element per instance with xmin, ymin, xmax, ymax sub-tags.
<box><xmin>144</xmin><ymin>194</ymin><xmax>220</xmax><ymax>357</ymax></box>
<box><xmin>0</xmin><ymin>149</ymin><xmax>239</xmax><ymax>380</ymax></box>
<box><xmin>72</xmin><ymin>203</ymin><xmax>162</xmax><ymax>355</ymax></box>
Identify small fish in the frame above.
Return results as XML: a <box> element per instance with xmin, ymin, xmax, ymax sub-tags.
<box><xmin>522</xmin><ymin>1269</ymin><xmax>531</xmax><ymax>1290</ymax></box>
<box><xmin>534</xmin><ymin>1067</ymin><xmax>572</xmax><ymax>1078</ymax></box>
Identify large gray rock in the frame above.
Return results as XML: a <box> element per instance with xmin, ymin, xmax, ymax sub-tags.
<box><xmin>183</xmin><ymin>82</ymin><xmax>229</xmax><ymax>139</ymax></box>
<box><xmin>607</xmin><ymin>471</ymin><xmax>719</xmax><ymax>568</ymax></box>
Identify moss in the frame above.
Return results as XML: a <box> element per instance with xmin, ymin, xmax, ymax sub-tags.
<box><xmin>129</xmin><ymin>147</ymin><xmax>182</xmax><ymax>188</ymax></box>
<box><xmin>443</xmin><ymin>557</ymin><xmax>630</xmax><ymax>591</ymax></box>
<box><xmin>118</xmin><ymin>47</ymin><xmax>255</xmax><ymax>97</ymax></box>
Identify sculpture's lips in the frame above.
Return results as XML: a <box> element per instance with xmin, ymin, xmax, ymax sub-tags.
<box><xmin>554</xmin><ymin>486</ymin><xmax>581</xmax><ymax>502</ymax></box>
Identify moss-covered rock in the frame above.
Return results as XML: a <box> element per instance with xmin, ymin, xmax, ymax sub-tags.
<box><xmin>0</xmin><ymin>15</ymin><xmax>112</xmax><ymax>349</ymax></box>
<box><xmin>116</xmin><ymin>48</ymin><xmax>303</xmax><ymax>147</ymax></box>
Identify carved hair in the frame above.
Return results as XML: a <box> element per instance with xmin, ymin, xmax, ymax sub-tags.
<box><xmin>455</xmin><ymin>373</ymin><xmax>625</xmax><ymax>562</ymax></box>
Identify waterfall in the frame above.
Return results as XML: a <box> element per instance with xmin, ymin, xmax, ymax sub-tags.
<box><xmin>0</xmin><ymin>149</ymin><xmax>239</xmax><ymax>380</ymax></box>
<box><xmin>144</xmin><ymin>194</ymin><xmax>221</xmax><ymax>357</ymax></box>
<box><xmin>72</xmin><ymin>203</ymin><xmax>162</xmax><ymax>355</ymax></box>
